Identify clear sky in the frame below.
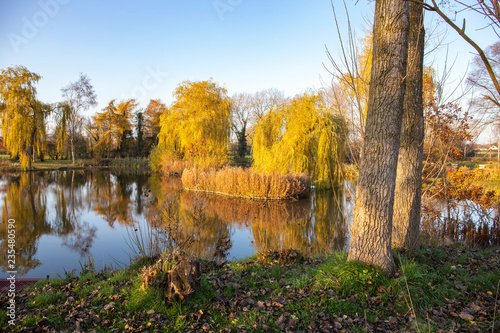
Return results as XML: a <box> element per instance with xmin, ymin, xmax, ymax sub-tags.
<box><xmin>0</xmin><ymin>0</ymin><xmax>494</xmax><ymax>117</ymax></box>
<box><xmin>0</xmin><ymin>0</ymin><xmax>372</xmax><ymax>113</ymax></box>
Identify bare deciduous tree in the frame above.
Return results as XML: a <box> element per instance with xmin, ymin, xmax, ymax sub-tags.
<box><xmin>415</xmin><ymin>0</ymin><xmax>500</xmax><ymax>111</ymax></box>
<box><xmin>60</xmin><ymin>73</ymin><xmax>97</xmax><ymax>163</ymax></box>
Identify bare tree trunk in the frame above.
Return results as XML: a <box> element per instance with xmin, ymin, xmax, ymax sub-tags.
<box><xmin>348</xmin><ymin>0</ymin><xmax>410</xmax><ymax>275</ymax></box>
<box><xmin>392</xmin><ymin>2</ymin><xmax>425</xmax><ymax>251</ymax></box>
<box><xmin>70</xmin><ymin>125</ymin><xmax>76</xmax><ymax>164</ymax></box>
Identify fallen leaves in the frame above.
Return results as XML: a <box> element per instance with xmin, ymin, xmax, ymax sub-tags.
<box><xmin>1</xmin><ymin>246</ymin><xmax>499</xmax><ymax>332</ymax></box>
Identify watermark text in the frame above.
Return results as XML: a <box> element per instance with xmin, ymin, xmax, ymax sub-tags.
<box><xmin>8</xmin><ymin>0</ymin><xmax>71</xmax><ymax>53</ymax></box>
<box><xmin>6</xmin><ymin>218</ymin><xmax>16</xmax><ymax>325</ymax></box>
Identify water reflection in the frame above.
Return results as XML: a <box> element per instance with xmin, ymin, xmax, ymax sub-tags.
<box><xmin>173</xmin><ymin>188</ymin><xmax>347</xmax><ymax>257</ymax></box>
<box><xmin>0</xmin><ymin>171</ymin><xmax>347</xmax><ymax>278</ymax></box>
<box><xmin>143</xmin><ymin>174</ymin><xmax>347</xmax><ymax>259</ymax></box>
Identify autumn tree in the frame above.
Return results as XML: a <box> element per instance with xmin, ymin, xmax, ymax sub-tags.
<box><xmin>93</xmin><ymin>101</ymin><xmax>115</xmax><ymax>158</ymax></box>
<box><xmin>392</xmin><ymin>1</ymin><xmax>425</xmax><ymax>250</ymax></box>
<box><xmin>327</xmin><ymin>32</ymin><xmax>372</xmax><ymax>140</ymax></box>
<box><xmin>347</xmin><ymin>0</ymin><xmax>410</xmax><ymax>275</ymax></box>
<box><xmin>60</xmin><ymin>73</ymin><xmax>97</xmax><ymax>163</ymax></box>
<box><xmin>154</xmin><ymin>79</ymin><xmax>231</xmax><ymax>169</ymax></box>
<box><xmin>325</xmin><ymin>29</ymin><xmax>373</xmax><ymax>165</ymax></box>
<box><xmin>422</xmin><ymin>74</ymin><xmax>472</xmax><ymax>182</ymax></box>
<box><xmin>136</xmin><ymin>111</ymin><xmax>144</xmax><ymax>157</ymax></box>
<box><xmin>144</xmin><ymin>99</ymin><xmax>166</xmax><ymax>143</ymax></box>
<box><xmin>115</xmin><ymin>99</ymin><xmax>137</xmax><ymax>156</ymax></box>
<box><xmin>0</xmin><ymin>65</ymin><xmax>50</xmax><ymax>170</ymax></box>
<box><xmin>93</xmin><ymin>99</ymin><xmax>137</xmax><ymax>157</ymax></box>
<box><xmin>252</xmin><ymin>92</ymin><xmax>347</xmax><ymax>188</ymax></box>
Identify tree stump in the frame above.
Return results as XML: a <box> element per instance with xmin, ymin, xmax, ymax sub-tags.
<box><xmin>141</xmin><ymin>254</ymin><xmax>201</xmax><ymax>302</ymax></box>
<box><xmin>168</xmin><ymin>255</ymin><xmax>201</xmax><ymax>301</ymax></box>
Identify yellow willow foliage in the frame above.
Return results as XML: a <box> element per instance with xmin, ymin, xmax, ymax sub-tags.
<box><xmin>423</xmin><ymin>66</ymin><xmax>438</xmax><ymax>106</ymax></box>
<box><xmin>155</xmin><ymin>79</ymin><xmax>231</xmax><ymax>170</ymax></box>
<box><xmin>0</xmin><ymin>66</ymin><xmax>48</xmax><ymax>170</ymax></box>
<box><xmin>252</xmin><ymin>93</ymin><xmax>348</xmax><ymax>189</ymax></box>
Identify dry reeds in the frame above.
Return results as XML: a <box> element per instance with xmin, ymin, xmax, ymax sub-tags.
<box><xmin>181</xmin><ymin>166</ymin><xmax>310</xmax><ymax>200</ymax></box>
<box><xmin>421</xmin><ymin>197</ymin><xmax>500</xmax><ymax>247</ymax></box>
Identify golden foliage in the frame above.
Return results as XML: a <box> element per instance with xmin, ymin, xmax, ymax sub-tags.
<box><xmin>0</xmin><ymin>66</ymin><xmax>49</xmax><ymax>170</ymax></box>
<box><xmin>92</xmin><ymin>99</ymin><xmax>138</xmax><ymax>157</ymax></box>
<box><xmin>143</xmin><ymin>99</ymin><xmax>165</xmax><ymax>139</ymax></box>
<box><xmin>154</xmin><ymin>79</ymin><xmax>231</xmax><ymax>171</ymax></box>
<box><xmin>181</xmin><ymin>166</ymin><xmax>310</xmax><ymax>200</ymax></box>
<box><xmin>252</xmin><ymin>92</ymin><xmax>347</xmax><ymax>188</ymax></box>
<box><xmin>149</xmin><ymin>147</ymin><xmax>193</xmax><ymax>175</ymax></box>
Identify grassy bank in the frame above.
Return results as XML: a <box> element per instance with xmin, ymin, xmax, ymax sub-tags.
<box><xmin>0</xmin><ymin>158</ymin><xmax>150</xmax><ymax>172</ymax></box>
<box><xmin>1</xmin><ymin>245</ymin><xmax>499</xmax><ymax>332</ymax></box>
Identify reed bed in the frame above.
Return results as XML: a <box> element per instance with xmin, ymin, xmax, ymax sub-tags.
<box><xmin>421</xmin><ymin>196</ymin><xmax>500</xmax><ymax>247</ymax></box>
<box><xmin>181</xmin><ymin>166</ymin><xmax>311</xmax><ymax>200</ymax></box>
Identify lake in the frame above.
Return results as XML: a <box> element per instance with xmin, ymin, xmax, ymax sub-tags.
<box><xmin>0</xmin><ymin>170</ymin><xmax>348</xmax><ymax>279</ymax></box>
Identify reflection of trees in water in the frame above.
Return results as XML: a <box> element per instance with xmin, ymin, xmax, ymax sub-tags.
<box><xmin>154</xmin><ymin>183</ymin><xmax>347</xmax><ymax>258</ymax></box>
<box><xmin>60</xmin><ymin>221</ymin><xmax>97</xmax><ymax>257</ymax></box>
<box><xmin>52</xmin><ymin>172</ymin><xmax>98</xmax><ymax>257</ymax></box>
<box><xmin>144</xmin><ymin>192</ymin><xmax>231</xmax><ymax>260</ymax></box>
<box><xmin>0</xmin><ymin>170</ymin><xmax>172</xmax><ymax>276</ymax></box>
<box><xmin>90</xmin><ymin>171</ymin><xmax>148</xmax><ymax>227</ymax></box>
<box><xmin>0</xmin><ymin>173</ymin><xmax>47</xmax><ymax>275</ymax></box>
<box><xmin>0</xmin><ymin>171</ymin><xmax>100</xmax><ymax>275</ymax></box>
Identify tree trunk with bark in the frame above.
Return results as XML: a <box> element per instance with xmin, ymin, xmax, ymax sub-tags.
<box><xmin>347</xmin><ymin>0</ymin><xmax>410</xmax><ymax>275</ymax></box>
<box><xmin>392</xmin><ymin>2</ymin><xmax>425</xmax><ymax>251</ymax></box>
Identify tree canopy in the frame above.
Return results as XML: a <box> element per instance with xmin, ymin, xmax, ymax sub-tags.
<box><xmin>0</xmin><ymin>65</ymin><xmax>50</xmax><ymax>169</ymax></box>
<box><xmin>252</xmin><ymin>92</ymin><xmax>347</xmax><ymax>188</ymax></box>
<box><xmin>155</xmin><ymin>79</ymin><xmax>232</xmax><ymax>168</ymax></box>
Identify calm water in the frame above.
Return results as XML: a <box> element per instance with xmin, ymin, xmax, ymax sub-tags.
<box><xmin>0</xmin><ymin>170</ymin><xmax>348</xmax><ymax>279</ymax></box>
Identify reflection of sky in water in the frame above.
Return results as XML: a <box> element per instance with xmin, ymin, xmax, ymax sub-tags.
<box><xmin>228</xmin><ymin>226</ymin><xmax>255</xmax><ymax>261</ymax></box>
<box><xmin>0</xmin><ymin>171</ymin><xmax>347</xmax><ymax>278</ymax></box>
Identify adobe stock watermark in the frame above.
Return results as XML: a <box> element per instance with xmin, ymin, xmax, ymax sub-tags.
<box><xmin>213</xmin><ymin>0</ymin><xmax>243</xmax><ymax>21</ymax></box>
<box><xmin>121</xmin><ymin>65</ymin><xmax>169</xmax><ymax>105</ymax></box>
<box><xmin>7</xmin><ymin>0</ymin><xmax>71</xmax><ymax>53</ymax></box>
<box><xmin>6</xmin><ymin>219</ymin><xmax>17</xmax><ymax>326</ymax></box>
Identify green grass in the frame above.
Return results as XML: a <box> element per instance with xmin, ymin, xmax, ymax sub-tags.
<box><xmin>31</xmin><ymin>290</ymin><xmax>65</xmax><ymax>307</ymax></box>
<box><xmin>1</xmin><ymin>245</ymin><xmax>498</xmax><ymax>332</ymax></box>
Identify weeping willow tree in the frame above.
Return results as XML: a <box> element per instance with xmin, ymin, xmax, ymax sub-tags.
<box><xmin>252</xmin><ymin>93</ymin><xmax>347</xmax><ymax>189</ymax></box>
<box><xmin>153</xmin><ymin>79</ymin><xmax>231</xmax><ymax>171</ymax></box>
<box><xmin>0</xmin><ymin>66</ymin><xmax>50</xmax><ymax>170</ymax></box>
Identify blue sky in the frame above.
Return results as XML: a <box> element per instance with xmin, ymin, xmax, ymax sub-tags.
<box><xmin>0</xmin><ymin>0</ymin><xmax>373</xmax><ymax>112</ymax></box>
<box><xmin>0</xmin><ymin>0</ymin><xmax>493</xmax><ymax>117</ymax></box>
